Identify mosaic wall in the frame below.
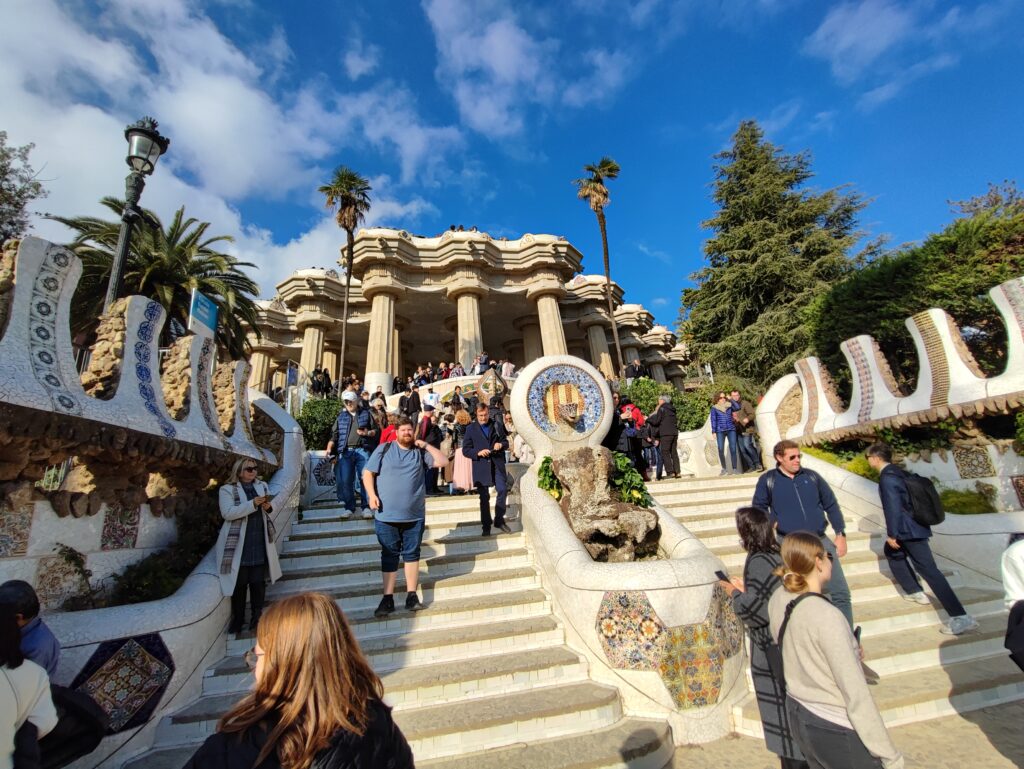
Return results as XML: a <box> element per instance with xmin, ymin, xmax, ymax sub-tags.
<box><xmin>71</xmin><ymin>633</ymin><xmax>175</xmax><ymax>733</ymax></box>
<box><xmin>101</xmin><ymin>504</ymin><xmax>141</xmax><ymax>550</ymax></box>
<box><xmin>1013</xmin><ymin>476</ymin><xmax>1024</xmax><ymax>509</ymax></box>
<box><xmin>846</xmin><ymin>340</ymin><xmax>874</xmax><ymax>424</ymax></box>
<box><xmin>0</xmin><ymin>501</ymin><xmax>33</xmax><ymax>558</ymax></box>
<box><xmin>596</xmin><ymin>586</ymin><xmax>743</xmax><ymax>710</ymax></box>
<box><xmin>527</xmin><ymin>363</ymin><xmax>605</xmax><ymax>439</ymax></box>
<box><xmin>35</xmin><ymin>554</ymin><xmax>83</xmax><ymax>610</ymax></box>
<box><xmin>952</xmin><ymin>446</ymin><xmax>997</xmax><ymax>479</ymax></box>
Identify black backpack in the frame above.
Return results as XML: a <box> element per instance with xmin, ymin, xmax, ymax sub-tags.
<box><xmin>901</xmin><ymin>470</ymin><xmax>945</xmax><ymax>527</ymax></box>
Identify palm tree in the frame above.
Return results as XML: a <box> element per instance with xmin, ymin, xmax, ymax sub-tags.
<box><xmin>574</xmin><ymin>157</ymin><xmax>624</xmax><ymax>375</ymax></box>
<box><xmin>318</xmin><ymin>167</ymin><xmax>372</xmax><ymax>381</ymax></box>
<box><xmin>48</xmin><ymin>197</ymin><xmax>261</xmax><ymax>359</ymax></box>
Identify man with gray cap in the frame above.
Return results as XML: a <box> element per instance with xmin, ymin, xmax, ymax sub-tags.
<box><xmin>647</xmin><ymin>395</ymin><xmax>681</xmax><ymax>478</ymax></box>
<box><xmin>325</xmin><ymin>390</ymin><xmax>379</xmax><ymax>519</ymax></box>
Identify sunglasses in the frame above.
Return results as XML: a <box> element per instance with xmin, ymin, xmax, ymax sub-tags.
<box><xmin>244</xmin><ymin>647</ymin><xmax>264</xmax><ymax>671</ymax></box>
<box><xmin>242</xmin><ymin>466</ymin><xmax>258</xmax><ymax>472</ymax></box>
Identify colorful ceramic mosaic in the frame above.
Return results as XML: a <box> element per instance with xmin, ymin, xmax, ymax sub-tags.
<box><xmin>71</xmin><ymin>633</ymin><xmax>174</xmax><ymax>733</ymax></box>
<box><xmin>136</xmin><ymin>301</ymin><xmax>177</xmax><ymax>438</ymax></box>
<box><xmin>596</xmin><ymin>586</ymin><xmax>743</xmax><ymax>710</ymax></box>
<box><xmin>596</xmin><ymin>591</ymin><xmax>667</xmax><ymax>670</ymax></box>
<box><xmin>847</xmin><ymin>340</ymin><xmax>874</xmax><ymax>423</ymax></box>
<box><xmin>794</xmin><ymin>359</ymin><xmax>818</xmax><ymax>435</ymax></box>
<box><xmin>35</xmin><ymin>554</ymin><xmax>83</xmax><ymax>609</ymax></box>
<box><xmin>526</xmin><ymin>363</ymin><xmax>605</xmax><ymax>438</ymax></box>
<box><xmin>196</xmin><ymin>338</ymin><xmax>220</xmax><ymax>433</ymax></box>
<box><xmin>0</xmin><ymin>502</ymin><xmax>33</xmax><ymax>558</ymax></box>
<box><xmin>952</xmin><ymin>446</ymin><xmax>996</xmax><ymax>479</ymax></box>
<box><xmin>912</xmin><ymin>311</ymin><xmax>951</xmax><ymax>409</ymax></box>
<box><xmin>475</xmin><ymin>368</ymin><xmax>507</xmax><ymax>400</ymax></box>
<box><xmin>236</xmin><ymin>361</ymin><xmax>257</xmax><ymax>444</ymax></box>
<box><xmin>312</xmin><ymin>457</ymin><xmax>336</xmax><ymax>487</ymax></box>
<box><xmin>101</xmin><ymin>504</ymin><xmax>141</xmax><ymax>550</ymax></box>
<box><xmin>1012</xmin><ymin>476</ymin><xmax>1024</xmax><ymax>508</ymax></box>
<box><xmin>29</xmin><ymin>244</ymin><xmax>81</xmax><ymax>415</ymax></box>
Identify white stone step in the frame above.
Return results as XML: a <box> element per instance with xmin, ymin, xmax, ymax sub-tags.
<box><xmin>655</xmin><ymin>488</ymin><xmax>755</xmax><ymax>507</ymax></box>
<box><xmin>649</xmin><ymin>476</ymin><xmax>759</xmax><ymax>494</ymax></box>
<box><xmin>281</xmin><ymin>527</ymin><xmax>524</xmax><ymax>556</ymax></box>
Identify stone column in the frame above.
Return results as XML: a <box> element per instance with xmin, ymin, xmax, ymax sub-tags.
<box><xmin>299</xmin><ymin>324</ymin><xmax>325</xmax><ymax>378</ymax></box>
<box><xmin>622</xmin><ymin>346</ymin><xmax>640</xmax><ymax>365</ymax></box>
<box><xmin>363</xmin><ymin>290</ymin><xmax>396</xmax><ymax>396</ymax></box>
<box><xmin>503</xmin><ymin>340</ymin><xmax>524</xmax><ymax>369</ymax></box>
<box><xmin>272</xmin><ymin>367</ymin><xmax>287</xmax><ymax>391</ymax></box>
<box><xmin>321</xmin><ymin>348</ymin><xmax>339</xmax><ymax>382</ymax></box>
<box><xmin>454</xmin><ymin>290</ymin><xmax>484</xmax><ymax>367</ymax></box>
<box><xmin>247</xmin><ymin>351</ymin><xmax>271</xmax><ymax>393</ymax></box>
<box><xmin>535</xmin><ymin>293</ymin><xmax>567</xmax><ymax>356</ymax></box>
<box><xmin>584</xmin><ymin>323</ymin><xmax>614</xmax><ymax>379</ymax></box>
<box><xmin>671</xmin><ymin>375</ymin><xmax>686</xmax><ymax>390</ymax></box>
<box><xmin>390</xmin><ymin>327</ymin><xmax>402</xmax><ymax>381</ymax></box>
<box><xmin>651</xmin><ymin>362</ymin><xmax>667</xmax><ymax>383</ymax></box>
<box><xmin>515</xmin><ymin>317</ymin><xmax>544</xmax><ymax>364</ymax></box>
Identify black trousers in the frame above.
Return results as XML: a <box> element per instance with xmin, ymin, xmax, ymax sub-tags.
<box><xmin>231</xmin><ymin>564</ymin><xmax>266</xmax><ymax>629</ymax></box>
<box><xmin>786</xmin><ymin>698</ymin><xmax>884</xmax><ymax>769</ymax></box>
<box><xmin>660</xmin><ymin>436</ymin><xmax>679</xmax><ymax>476</ymax></box>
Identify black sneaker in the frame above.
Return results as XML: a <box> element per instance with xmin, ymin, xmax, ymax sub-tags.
<box><xmin>482</xmin><ymin>528</ymin><xmax>492</xmax><ymax>536</ymax></box>
<box><xmin>497</xmin><ymin>523</ymin><xmax>512</xmax><ymax>534</ymax></box>
<box><xmin>405</xmin><ymin>592</ymin><xmax>426</xmax><ymax>611</ymax></box>
<box><xmin>374</xmin><ymin>595</ymin><xmax>395</xmax><ymax>618</ymax></box>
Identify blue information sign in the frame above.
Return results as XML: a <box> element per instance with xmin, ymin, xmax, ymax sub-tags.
<box><xmin>188</xmin><ymin>289</ymin><xmax>219</xmax><ymax>339</ymax></box>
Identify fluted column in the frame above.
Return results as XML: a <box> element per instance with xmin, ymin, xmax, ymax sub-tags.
<box><xmin>248</xmin><ymin>351</ymin><xmax>271</xmax><ymax>393</ymax></box>
<box><xmin>364</xmin><ymin>290</ymin><xmax>396</xmax><ymax>396</ymax></box>
<box><xmin>651</xmin><ymin>362</ymin><xmax>667</xmax><ymax>383</ymax></box>
<box><xmin>585</xmin><ymin>323</ymin><xmax>614</xmax><ymax>379</ymax></box>
<box><xmin>535</xmin><ymin>293</ymin><xmax>567</xmax><ymax>356</ymax></box>
<box><xmin>622</xmin><ymin>346</ymin><xmax>640</xmax><ymax>365</ymax></box>
<box><xmin>671</xmin><ymin>375</ymin><xmax>686</xmax><ymax>390</ymax></box>
<box><xmin>272</xmin><ymin>367</ymin><xmax>287</xmax><ymax>390</ymax></box>
<box><xmin>515</xmin><ymin>317</ymin><xmax>544</xmax><ymax>364</ymax></box>
<box><xmin>299</xmin><ymin>324</ymin><xmax>325</xmax><ymax>379</ymax></box>
<box><xmin>321</xmin><ymin>348</ymin><xmax>339</xmax><ymax>382</ymax></box>
<box><xmin>455</xmin><ymin>291</ymin><xmax>484</xmax><ymax>367</ymax></box>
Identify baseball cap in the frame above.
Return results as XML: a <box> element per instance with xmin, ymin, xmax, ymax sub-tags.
<box><xmin>342</xmin><ymin>391</ymin><xmax>358</xmax><ymax>402</ymax></box>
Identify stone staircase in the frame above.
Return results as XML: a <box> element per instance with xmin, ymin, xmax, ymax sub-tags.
<box><xmin>654</xmin><ymin>473</ymin><xmax>1024</xmax><ymax>736</ymax></box>
<box><xmin>125</xmin><ymin>492</ymin><xmax>674</xmax><ymax>769</ymax></box>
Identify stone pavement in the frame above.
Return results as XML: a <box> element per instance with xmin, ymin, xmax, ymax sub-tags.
<box><xmin>671</xmin><ymin>701</ymin><xmax>1024</xmax><ymax>768</ymax></box>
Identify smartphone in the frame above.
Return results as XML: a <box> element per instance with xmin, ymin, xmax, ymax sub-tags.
<box><xmin>854</xmin><ymin>625</ymin><xmax>863</xmax><ymax>644</ymax></box>
<box><xmin>715</xmin><ymin>570</ymin><xmax>729</xmax><ymax>582</ymax></box>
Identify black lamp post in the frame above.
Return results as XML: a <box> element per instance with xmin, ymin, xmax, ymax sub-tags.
<box><xmin>102</xmin><ymin>116</ymin><xmax>170</xmax><ymax>313</ymax></box>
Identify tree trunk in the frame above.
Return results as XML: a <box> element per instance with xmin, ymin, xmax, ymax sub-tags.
<box><xmin>340</xmin><ymin>228</ymin><xmax>354</xmax><ymax>383</ymax></box>
<box><xmin>597</xmin><ymin>208</ymin><xmax>623</xmax><ymax>376</ymax></box>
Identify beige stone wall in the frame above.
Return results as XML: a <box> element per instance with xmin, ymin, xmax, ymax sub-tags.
<box><xmin>161</xmin><ymin>336</ymin><xmax>193</xmax><ymax>421</ymax></box>
<box><xmin>212</xmin><ymin>362</ymin><xmax>237</xmax><ymax>436</ymax></box>
<box><xmin>0</xmin><ymin>240</ymin><xmax>17</xmax><ymax>343</ymax></box>
<box><xmin>81</xmin><ymin>298</ymin><xmax>129</xmax><ymax>400</ymax></box>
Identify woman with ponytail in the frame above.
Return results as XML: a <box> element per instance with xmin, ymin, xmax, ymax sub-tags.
<box><xmin>768</xmin><ymin>532</ymin><xmax>903</xmax><ymax>769</ymax></box>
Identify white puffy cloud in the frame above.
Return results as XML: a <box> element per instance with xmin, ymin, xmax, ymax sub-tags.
<box><xmin>344</xmin><ymin>39</ymin><xmax>382</xmax><ymax>81</ymax></box>
<box><xmin>804</xmin><ymin>0</ymin><xmax>916</xmax><ymax>83</ymax></box>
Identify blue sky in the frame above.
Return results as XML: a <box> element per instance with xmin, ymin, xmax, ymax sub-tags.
<box><xmin>4</xmin><ymin>0</ymin><xmax>1023</xmax><ymax>330</ymax></box>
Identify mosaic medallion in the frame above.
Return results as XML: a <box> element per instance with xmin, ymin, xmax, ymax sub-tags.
<box><xmin>475</xmin><ymin>368</ymin><xmax>507</xmax><ymax>401</ymax></box>
<box><xmin>952</xmin><ymin>446</ymin><xmax>996</xmax><ymax>479</ymax></box>
<box><xmin>71</xmin><ymin>633</ymin><xmax>175</xmax><ymax>733</ymax></box>
<box><xmin>29</xmin><ymin>245</ymin><xmax>81</xmax><ymax>415</ymax></box>
<box><xmin>312</xmin><ymin>457</ymin><xmax>336</xmax><ymax>487</ymax></box>
<box><xmin>0</xmin><ymin>502</ymin><xmax>33</xmax><ymax>558</ymax></box>
<box><xmin>596</xmin><ymin>591</ymin><xmax>667</xmax><ymax>671</ymax></box>
<box><xmin>101</xmin><ymin>504</ymin><xmax>141</xmax><ymax>550</ymax></box>
<box><xmin>526</xmin><ymin>363</ymin><xmax>605</xmax><ymax>439</ymax></box>
<box><xmin>136</xmin><ymin>301</ymin><xmax>177</xmax><ymax>438</ymax></box>
<box><xmin>35</xmin><ymin>554</ymin><xmax>83</xmax><ymax>610</ymax></box>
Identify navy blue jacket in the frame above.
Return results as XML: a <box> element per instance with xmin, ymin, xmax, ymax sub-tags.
<box><xmin>878</xmin><ymin>464</ymin><xmax>932</xmax><ymax>540</ymax></box>
<box><xmin>752</xmin><ymin>467</ymin><xmax>845</xmax><ymax>537</ymax></box>
<box><xmin>330</xmin><ymin>407</ymin><xmax>378</xmax><ymax>453</ymax></box>
<box><xmin>461</xmin><ymin>419</ymin><xmax>508</xmax><ymax>487</ymax></box>
<box><xmin>710</xmin><ymin>405</ymin><xmax>736</xmax><ymax>433</ymax></box>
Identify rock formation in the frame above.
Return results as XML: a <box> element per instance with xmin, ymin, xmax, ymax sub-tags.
<box><xmin>552</xmin><ymin>446</ymin><xmax>660</xmax><ymax>562</ymax></box>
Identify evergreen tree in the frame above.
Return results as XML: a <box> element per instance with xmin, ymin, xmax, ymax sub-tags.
<box><xmin>0</xmin><ymin>131</ymin><xmax>48</xmax><ymax>244</ymax></box>
<box><xmin>679</xmin><ymin>120</ymin><xmax>877</xmax><ymax>387</ymax></box>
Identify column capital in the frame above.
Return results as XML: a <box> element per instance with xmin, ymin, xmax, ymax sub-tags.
<box><xmin>513</xmin><ymin>315</ymin><xmax>540</xmax><ymax>331</ymax></box>
<box><xmin>248</xmin><ymin>341</ymin><xmax>281</xmax><ymax>355</ymax></box>
<box><xmin>294</xmin><ymin>313</ymin><xmax>330</xmax><ymax>332</ymax></box>
<box><xmin>577</xmin><ymin>309</ymin><xmax>611</xmax><ymax>331</ymax></box>
<box><xmin>445</xmin><ymin>266</ymin><xmax>487</xmax><ymax>300</ymax></box>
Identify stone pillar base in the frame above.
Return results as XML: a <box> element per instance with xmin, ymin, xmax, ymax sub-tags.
<box><xmin>364</xmin><ymin>371</ymin><xmax>393</xmax><ymax>397</ymax></box>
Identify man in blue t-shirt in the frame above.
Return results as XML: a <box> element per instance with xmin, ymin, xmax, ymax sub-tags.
<box><xmin>363</xmin><ymin>418</ymin><xmax>449</xmax><ymax>617</ymax></box>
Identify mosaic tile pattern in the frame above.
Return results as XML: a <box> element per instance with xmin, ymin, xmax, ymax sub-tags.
<box><xmin>196</xmin><ymin>338</ymin><xmax>220</xmax><ymax>433</ymax></box>
<box><xmin>29</xmin><ymin>245</ymin><xmax>81</xmax><ymax>415</ymax></box>
<box><xmin>704</xmin><ymin>442</ymin><xmax>719</xmax><ymax>467</ymax></box>
<box><xmin>71</xmin><ymin>633</ymin><xmax>174</xmax><ymax>733</ymax></box>
<box><xmin>794</xmin><ymin>359</ymin><xmax>818</xmax><ymax>435</ymax></box>
<box><xmin>101</xmin><ymin>504</ymin><xmax>141</xmax><ymax>550</ymax></box>
<box><xmin>236</xmin><ymin>361</ymin><xmax>257</xmax><ymax>444</ymax></box>
<box><xmin>1012</xmin><ymin>476</ymin><xmax>1024</xmax><ymax>509</ymax></box>
<box><xmin>35</xmin><ymin>554</ymin><xmax>83</xmax><ymax>609</ymax></box>
<box><xmin>312</xmin><ymin>457</ymin><xmax>335</xmax><ymax>487</ymax></box>
<box><xmin>596</xmin><ymin>586</ymin><xmax>743</xmax><ymax>710</ymax></box>
<box><xmin>0</xmin><ymin>502</ymin><xmax>33</xmax><ymax>558</ymax></box>
<box><xmin>526</xmin><ymin>363</ymin><xmax>605</xmax><ymax>439</ymax></box>
<box><xmin>847</xmin><ymin>340</ymin><xmax>874</xmax><ymax>423</ymax></box>
<box><xmin>136</xmin><ymin>301</ymin><xmax>177</xmax><ymax>438</ymax></box>
<box><xmin>1001</xmin><ymin>277</ymin><xmax>1024</xmax><ymax>329</ymax></box>
<box><xmin>596</xmin><ymin>591</ymin><xmax>667</xmax><ymax>671</ymax></box>
<box><xmin>952</xmin><ymin>446</ymin><xmax>996</xmax><ymax>479</ymax></box>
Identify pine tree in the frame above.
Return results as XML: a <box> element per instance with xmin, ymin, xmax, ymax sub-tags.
<box><xmin>679</xmin><ymin>120</ymin><xmax>877</xmax><ymax>387</ymax></box>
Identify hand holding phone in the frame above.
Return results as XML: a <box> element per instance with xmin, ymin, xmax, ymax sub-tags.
<box><xmin>715</xmin><ymin>570</ymin><xmax>729</xmax><ymax>582</ymax></box>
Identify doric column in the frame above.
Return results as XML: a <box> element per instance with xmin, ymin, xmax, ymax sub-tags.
<box><xmin>503</xmin><ymin>340</ymin><xmax>524</xmax><ymax>369</ymax></box>
<box><xmin>534</xmin><ymin>293</ymin><xmax>567</xmax><ymax>356</ymax></box>
<box><xmin>272</xmin><ymin>367</ymin><xmax>287</xmax><ymax>390</ymax></box>
<box><xmin>582</xmin><ymin>319</ymin><xmax>614</xmax><ymax>379</ymax></box>
<box><xmin>671</xmin><ymin>375</ymin><xmax>686</xmax><ymax>390</ymax></box>
<box><xmin>454</xmin><ymin>290</ymin><xmax>484</xmax><ymax>366</ymax></box>
<box><xmin>363</xmin><ymin>290</ymin><xmax>396</xmax><ymax>396</ymax></box>
<box><xmin>515</xmin><ymin>316</ymin><xmax>544</xmax><ymax>364</ymax></box>
<box><xmin>622</xmin><ymin>346</ymin><xmax>640</xmax><ymax>365</ymax></box>
<box><xmin>321</xmin><ymin>348</ymin><xmax>339</xmax><ymax>382</ymax></box>
<box><xmin>299</xmin><ymin>324</ymin><xmax>325</xmax><ymax>378</ymax></box>
<box><xmin>391</xmin><ymin>315</ymin><xmax>408</xmax><ymax>381</ymax></box>
<box><xmin>650</xmin><ymin>362</ymin><xmax>667</xmax><ymax>383</ymax></box>
<box><xmin>247</xmin><ymin>350</ymin><xmax>272</xmax><ymax>393</ymax></box>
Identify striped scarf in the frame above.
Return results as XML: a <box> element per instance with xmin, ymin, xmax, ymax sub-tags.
<box><xmin>220</xmin><ymin>481</ymin><xmax>277</xmax><ymax>575</ymax></box>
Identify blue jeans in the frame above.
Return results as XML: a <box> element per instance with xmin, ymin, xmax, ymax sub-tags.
<box><xmin>884</xmin><ymin>538</ymin><xmax>966</xmax><ymax>617</ymax></box>
<box><xmin>737</xmin><ymin>433</ymin><xmax>762</xmax><ymax>470</ymax></box>
<box><xmin>335</xmin><ymin>447</ymin><xmax>369</xmax><ymax>511</ymax></box>
<box><xmin>715</xmin><ymin>430</ymin><xmax>738</xmax><ymax>471</ymax></box>
<box><xmin>644</xmin><ymin>446</ymin><xmax>663</xmax><ymax>479</ymax></box>
<box><xmin>375</xmin><ymin>518</ymin><xmax>425</xmax><ymax>572</ymax></box>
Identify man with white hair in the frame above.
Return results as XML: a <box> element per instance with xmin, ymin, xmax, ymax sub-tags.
<box><xmin>325</xmin><ymin>390</ymin><xmax>379</xmax><ymax>519</ymax></box>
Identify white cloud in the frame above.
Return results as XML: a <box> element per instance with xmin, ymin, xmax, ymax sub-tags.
<box><xmin>563</xmin><ymin>49</ymin><xmax>633</xmax><ymax>108</ymax></box>
<box><xmin>637</xmin><ymin>243</ymin><xmax>672</xmax><ymax>265</ymax></box>
<box><xmin>651</xmin><ymin>296</ymin><xmax>669</xmax><ymax>307</ymax></box>
<box><xmin>344</xmin><ymin>39</ymin><xmax>381</xmax><ymax>80</ymax></box>
<box><xmin>760</xmin><ymin>99</ymin><xmax>803</xmax><ymax>136</ymax></box>
<box><xmin>857</xmin><ymin>53</ymin><xmax>958</xmax><ymax>111</ymax></box>
<box><xmin>804</xmin><ymin>0</ymin><xmax>916</xmax><ymax>83</ymax></box>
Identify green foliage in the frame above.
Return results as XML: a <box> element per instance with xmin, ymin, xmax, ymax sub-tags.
<box><xmin>537</xmin><ymin>452</ymin><xmax>653</xmax><ymax>507</ymax></box>
<box><xmin>679</xmin><ymin>120</ymin><xmax>877</xmax><ymax>388</ymax></box>
<box><xmin>111</xmin><ymin>492</ymin><xmax>221</xmax><ymax>605</ymax></box>
<box><xmin>0</xmin><ymin>131</ymin><xmax>48</xmax><ymax>243</ymax></box>
<box><xmin>1015</xmin><ymin>412</ymin><xmax>1024</xmax><ymax>447</ymax></box>
<box><xmin>807</xmin><ymin>209</ymin><xmax>1024</xmax><ymax>394</ymax></box>
<box><xmin>297</xmin><ymin>398</ymin><xmax>344</xmax><ymax>450</ymax></box>
<box><xmin>939</xmin><ymin>488</ymin><xmax>997</xmax><ymax>515</ymax></box>
<box><xmin>620</xmin><ymin>375</ymin><xmax>759</xmax><ymax>432</ymax></box>
<box><xmin>874</xmin><ymin>420</ymin><xmax>960</xmax><ymax>456</ymax></box>
<box><xmin>47</xmin><ymin>198</ymin><xmax>261</xmax><ymax>359</ymax></box>
<box><xmin>802</xmin><ymin>446</ymin><xmax>879</xmax><ymax>482</ymax></box>
<box><xmin>53</xmin><ymin>543</ymin><xmax>100</xmax><ymax>610</ymax></box>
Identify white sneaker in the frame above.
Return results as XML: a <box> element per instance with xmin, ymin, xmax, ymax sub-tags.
<box><xmin>337</xmin><ymin>508</ymin><xmax>353</xmax><ymax>520</ymax></box>
<box><xmin>361</xmin><ymin>507</ymin><xmax>375</xmax><ymax>519</ymax></box>
<box><xmin>902</xmin><ymin>591</ymin><xmax>931</xmax><ymax>605</ymax></box>
<box><xmin>940</xmin><ymin>615</ymin><xmax>979</xmax><ymax>635</ymax></box>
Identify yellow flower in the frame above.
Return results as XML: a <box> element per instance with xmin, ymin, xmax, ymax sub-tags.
<box><xmin>549</xmin><ymin>489</ymin><xmax>561</xmax><ymax>499</ymax></box>
<box><xmin>631</xmin><ymin>489</ymin><xmax>642</xmax><ymax>499</ymax></box>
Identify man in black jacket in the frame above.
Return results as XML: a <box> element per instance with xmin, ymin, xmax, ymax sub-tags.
<box><xmin>399</xmin><ymin>384</ymin><xmax>421</xmax><ymax>428</ymax></box>
<box><xmin>417</xmin><ymin>405</ymin><xmax>444</xmax><ymax>495</ymax></box>
<box><xmin>647</xmin><ymin>395</ymin><xmax>681</xmax><ymax>478</ymax></box>
<box><xmin>461</xmin><ymin>403</ymin><xmax>510</xmax><ymax>535</ymax></box>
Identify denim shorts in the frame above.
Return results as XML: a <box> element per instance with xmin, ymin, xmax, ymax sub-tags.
<box><xmin>375</xmin><ymin>518</ymin><xmax>426</xmax><ymax>572</ymax></box>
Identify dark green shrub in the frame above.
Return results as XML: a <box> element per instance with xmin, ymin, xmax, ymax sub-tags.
<box><xmin>538</xmin><ymin>452</ymin><xmax>652</xmax><ymax>507</ymax></box>
<box><xmin>940</xmin><ymin>488</ymin><xmax>997</xmax><ymax>515</ymax></box>
<box><xmin>620</xmin><ymin>375</ymin><xmax>758</xmax><ymax>433</ymax></box>
<box><xmin>297</xmin><ymin>398</ymin><xmax>343</xmax><ymax>450</ymax></box>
